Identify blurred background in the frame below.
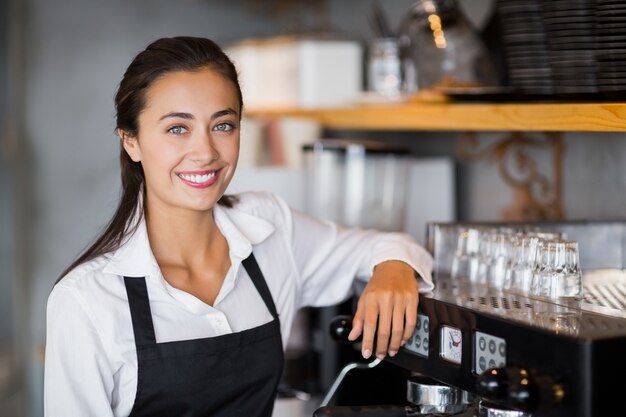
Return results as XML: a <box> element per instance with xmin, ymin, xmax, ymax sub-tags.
<box><xmin>2</xmin><ymin>0</ymin><xmax>626</xmax><ymax>416</ymax></box>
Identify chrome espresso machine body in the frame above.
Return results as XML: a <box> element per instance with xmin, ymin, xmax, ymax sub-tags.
<box><xmin>317</xmin><ymin>221</ymin><xmax>626</xmax><ymax>417</ymax></box>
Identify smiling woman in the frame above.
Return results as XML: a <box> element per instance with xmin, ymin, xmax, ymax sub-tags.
<box><xmin>43</xmin><ymin>36</ymin><xmax>434</xmax><ymax>417</ymax></box>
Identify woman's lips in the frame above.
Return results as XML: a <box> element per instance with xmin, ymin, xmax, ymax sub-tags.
<box><xmin>177</xmin><ymin>169</ymin><xmax>220</xmax><ymax>189</ymax></box>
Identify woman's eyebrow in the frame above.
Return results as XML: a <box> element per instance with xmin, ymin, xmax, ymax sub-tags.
<box><xmin>158</xmin><ymin>108</ymin><xmax>238</xmax><ymax>121</ymax></box>
<box><xmin>159</xmin><ymin>112</ymin><xmax>194</xmax><ymax>121</ymax></box>
<box><xmin>211</xmin><ymin>108</ymin><xmax>239</xmax><ymax>120</ymax></box>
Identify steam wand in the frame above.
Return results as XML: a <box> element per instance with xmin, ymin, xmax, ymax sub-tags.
<box><xmin>320</xmin><ymin>357</ymin><xmax>383</xmax><ymax>407</ymax></box>
<box><xmin>319</xmin><ymin>315</ymin><xmax>383</xmax><ymax>407</ymax></box>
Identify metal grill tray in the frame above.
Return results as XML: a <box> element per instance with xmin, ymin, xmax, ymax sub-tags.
<box><xmin>581</xmin><ymin>269</ymin><xmax>626</xmax><ymax>316</ymax></box>
<box><xmin>427</xmin><ymin>273</ymin><xmax>626</xmax><ymax>339</ymax></box>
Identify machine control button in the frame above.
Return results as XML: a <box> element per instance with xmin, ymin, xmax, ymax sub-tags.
<box><xmin>403</xmin><ymin>314</ymin><xmax>429</xmax><ymax>357</ymax></box>
<box><xmin>440</xmin><ymin>325</ymin><xmax>463</xmax><ymax>364</ymax></box>
<box><xmin>474</xmin><ymin>331</ymin><xmax>506</xmax><ymax>375</ymax></box>
<box><xmin>479</xmin><ymin>356</ymin><xmax>486</xmax><ymax>372</ymax></box>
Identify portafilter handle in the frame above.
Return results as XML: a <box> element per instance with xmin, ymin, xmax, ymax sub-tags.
<box><xmin>313</xmin><ymin>405</ymin><xmax>414</xmax><ymax>417</ymax></box>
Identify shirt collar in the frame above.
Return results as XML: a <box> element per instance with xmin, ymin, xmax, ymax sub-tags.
<box><xmin>102</xmin><ymin>218</ymin><xmax>160</xmax><ymax>278</ymax></box>
<box><xmin>103</xmin><ymin>201</ymin><xmax>275</xmax><ymax>278</ymax></box>
<box><xmin>213</xmin><ymin>202</ymin><xmax>275</xmax><ymax>260</ymax></box>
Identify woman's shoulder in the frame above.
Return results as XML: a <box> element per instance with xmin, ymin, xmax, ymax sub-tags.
<box><xmin>49</xmin><ymin>254</ymin><xmax>130</xmax><ymax>327</ymax></box>
<box><xmin>229</xmin><ymin>191</ymin><xmax>291</xmax><ymax>217</ymax></box>
<box><xmin>53</xmin><ymin>254</ymin><xmax>119</xmax><ymax>299</ymax></box>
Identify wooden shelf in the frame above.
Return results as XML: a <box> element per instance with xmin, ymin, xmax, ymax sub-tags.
<box><xmin>244</xmin><ymin>102</ymin><xmax>626</xmax><ymax>132</ymax></box>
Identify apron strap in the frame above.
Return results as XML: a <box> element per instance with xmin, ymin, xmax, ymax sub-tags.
<box><xmin>242</xmin><ymin>254</ymin><xmax>279</xmax><ymax>320</ymax></box>
<box><xmin>124</xmin><ymin>276</ymin><xmax>157</xmax><ymax>347</ymax></box>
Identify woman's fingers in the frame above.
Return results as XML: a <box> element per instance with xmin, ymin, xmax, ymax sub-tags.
<box><xmin>351</xmin><ymin>261</ymin><xmax>420</xmax><ymax>359</ymax></box>
<box><xmin>374</xmin><ymin>295</ymin><xmax>392</xmax><ymax>359</ymax></box>
<box><xmin>403</xmin><ymin>294</ymin><xmax>418</xmax><ymax>344</ymax></box>
<box><xmin>360</xmin><ymin>297</ymin><xmax>380</xmax><ymax>359</ymax></box>
<box><xmin>354</xmin><ymin>293</ymin><xmax>417</xmax><ymax>359</ymax></box>
<box><xmin>387</xmin><ymin>300</ymin><xmax>407</xmax><ymax>356</ymax></box>
<box><xmin>348</xmin><ymin>308</ymin><xmax>363</xmax><ymax>342</ymax></box>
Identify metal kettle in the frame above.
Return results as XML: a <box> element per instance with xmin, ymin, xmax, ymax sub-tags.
<box><xmin>398</xmin><ymin>0</ymin><xmax>499</xmax><ymax>92</ymax></box>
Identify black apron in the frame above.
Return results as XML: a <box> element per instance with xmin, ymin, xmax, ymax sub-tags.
<box><xmin>123</xmin><ymin>253</ymin><xmax>284</xmax><ymax>417</ymax></box>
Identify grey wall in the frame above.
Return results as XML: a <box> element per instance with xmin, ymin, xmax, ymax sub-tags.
<box><xmin>4</xmin><ymin>0</ymin><xmax>626</xmax><ymax>416</ymax></box>
<box><xmin>1</xmin><ymin>0</ymin><xmax>12</xmax><ymax>344</ymax></box>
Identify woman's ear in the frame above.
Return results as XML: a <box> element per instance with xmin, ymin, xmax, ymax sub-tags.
<box><xmin>118</xmin><ymin>129</ymin><xmax>142</xmax><ymax>162</ymax></box>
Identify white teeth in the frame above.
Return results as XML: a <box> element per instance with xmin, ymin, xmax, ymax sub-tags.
<box><xmin>179</xmin><ymin>172</ymin><xmax>215</xmax><ymax>183</ymax></box>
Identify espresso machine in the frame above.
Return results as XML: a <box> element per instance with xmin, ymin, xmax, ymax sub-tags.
<box><xmin>314</xmin><ymin>220</ymin><xmax>626</xmax><ymax>417</ymax></box>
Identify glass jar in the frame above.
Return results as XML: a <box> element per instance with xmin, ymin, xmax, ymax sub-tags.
<box><xmin>367</xmin><ymin>37</ymin><xmax>403</xmax><ymax>96</ymax></box>
<box><xmin>303</xmin><ymin>140</ymin><xmax>412</xmax><ymax>232</ymax></box>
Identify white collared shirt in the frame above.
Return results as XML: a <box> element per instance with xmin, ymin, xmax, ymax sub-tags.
<box><xmin>44</xmin><ymin>191</ymin><xmax>433</xmax><ymax>417</ymax></box>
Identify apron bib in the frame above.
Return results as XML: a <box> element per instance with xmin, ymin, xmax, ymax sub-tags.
<box><xmin>123</xmin><ymin>253</ymin><xmax>284</xmax><ymax>417</ymax></box>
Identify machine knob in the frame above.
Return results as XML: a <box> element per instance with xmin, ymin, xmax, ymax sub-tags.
<box><xmin>329</xmin><ymin>315</ymin><xmax>359</xmax><ymax>343</ymax></box>
<box><xmin>476</xmin><ymin>366</ymin><xmax>564</xmax><ymax>412</ymax></box>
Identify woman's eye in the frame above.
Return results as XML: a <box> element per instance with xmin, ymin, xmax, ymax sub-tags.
<box><xmin>213</xmin><ymin>122</ymin><xmax>234</xmax><ymax>132</ymax></box>
<box><xmin>168</xmin><ymin>125</ymin><xmax>188</xmax><ymax>135</ymax></box>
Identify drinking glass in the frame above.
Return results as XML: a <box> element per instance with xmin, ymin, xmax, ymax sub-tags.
<box><xmin>473</xmin><ymin>228</ymin><xmax>516</xmax><ymax>288</ymax></box>
<box><xmin>531</xmin><ymin>239</ymin><xmax>583</xmax><ymax>300</ymax></box>
<box><xmin>475</xmin><ymin>227</ymin><xmax>498</xmax><ymax>285</ymax></box>
<box><xmin>450</xmin><ymin>227</ymin><xmax>480</xmax><ymax>280</ymax></box>
<box><xmin>485</xmin><ymin>233</ymin><xmax>512</xmax><ymax>288</ymax></box>
<box><xmin>505</xmin><ymin>236</ymin><xmax>540</xmax><ymax>293</ymax></box>
<box><xmin>433</xmin><ymin>224</ymin><xmax>463</xmax><ymax>277</ymax></box>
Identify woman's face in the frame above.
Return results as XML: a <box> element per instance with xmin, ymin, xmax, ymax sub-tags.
<box><xmin>122</xmin><ymin>68</ymin><xmax>240</xmax><ymax>216</ymax></box>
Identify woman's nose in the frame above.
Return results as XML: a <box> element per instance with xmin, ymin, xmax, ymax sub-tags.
<box><xmin>189</xmin><ymin>133</ymin><xmax>219</xmax><ymax>164</ymax></box>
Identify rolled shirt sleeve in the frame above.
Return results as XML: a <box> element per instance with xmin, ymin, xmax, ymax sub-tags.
<box><xmin>368</xmin><ymin>232</ymin><xmax>434</xmax><ymax>291</ymax></box>
<box><xmin>278</xmin><ymin>196</ymin><xmax>434</xmax><ymax>308</ymax></box>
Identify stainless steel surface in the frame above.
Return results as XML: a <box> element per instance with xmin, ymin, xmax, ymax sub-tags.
<box><xmin>423</xmin><ymin>274</ymin><xmax>626</xmax><ymax>337</ymax></box>
<box><xmin>406</xmin><ymin>376</ymin><xmax>473</xmax><ymax>414</ymax></box>
<box><xmin>478</xmin><ymin>400</ymin><xmax>529</xmax><ymax>417</ymax></box>
<box><xmin>583</xmin><ymin>269</ymin><xmax>626</xmax><ymax>316</ymax></box>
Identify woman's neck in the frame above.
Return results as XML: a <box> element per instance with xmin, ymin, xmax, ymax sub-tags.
<box><xmin>144</xmin><ymin>203</ymin><xmax>231</xmax><ymax>306</ymax></box>
<box><xmin>145</xmin><ymin>204</ymin><xmax>224</xmax><ymax>269</ymax></box>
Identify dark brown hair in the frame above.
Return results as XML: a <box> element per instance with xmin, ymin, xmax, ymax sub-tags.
<box><xmin>58</xmin><ymin>36</ymin><xmax>242</xmax><ymax>281</ymax></box>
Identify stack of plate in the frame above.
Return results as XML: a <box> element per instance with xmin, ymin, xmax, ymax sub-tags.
<box><xmin>596</xmin><ymin>0</ymin><xmax>626</xmax><ymax>99</ymax></box>
<box><xmin>542</xmin><ymin>0</ymin><xmax>599</xmax><ymax>99</ymax></box>
<box><xmin>495</xmin><ymin>0</ymin><xmax>553</xmax><ymax>97</ymax></box>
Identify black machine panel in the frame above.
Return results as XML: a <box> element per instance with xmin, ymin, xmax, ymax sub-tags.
<box><xmin>388</xmin><ymin>277</ymin><xmax>626</xmax><ymax>417</ymax></box>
